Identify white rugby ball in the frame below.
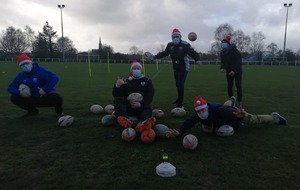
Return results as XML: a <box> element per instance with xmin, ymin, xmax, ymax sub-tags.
<box><xmin>215</xmin><ymin>125</ymin><xmax>234</xmax><ymax>137</ymax></box>
<box><xmin>153</xmin><ymin>124</ymin><xmax>169</xmax><ymax>138</ymax></box>
<box><xmin>57</xmin><ymin>115</ymin><xmax>74</xmax><ymax>127</ymax></box>
<box><xmin>121</xmin><ymin>128</ymin><xmax>136</xmax><ymax>142</ymax></box>
<box><xmin>104</xmin><ymin>105</ymin><xmax>115</xmax><ymax>114</ymax></box>
<box><xmin>90</xmin><ymin>104</ymin><xmax>103</xmax><ymax>114</ymax></box>
<box><xmin>101</xmin><ymin>114</ymin><xmax>116</xmax><ymax>126</ymax></box>
<box><xmin>127</xmin><ymin>92</ymin><xmax>143</xmax><ymax>103</ymax></box>
<box><xmin>171</xmin><ymin>107</ymin><xmax>186</xmax><ymax>117</ymax></box>
<box><xmin>152</xmin><ymin>109</ymin><xmax>164</xmax><ymax>119</ymax></box>
<box><xmin>18</xmin><ymin>84</ymin><xmax>31</xmax><ymax>97</ymax></box>
<box><xmin>182</xmin><ymin>134</ymin><xmax>198</xmax><ymax>150</ymax></box>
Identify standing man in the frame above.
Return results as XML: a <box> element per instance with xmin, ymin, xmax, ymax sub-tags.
<box><xmin>8</xmin><ymin>53</ymin><xmax>63</xmax><ymax>118</ymax></box>
<box><xmin>154</xmin><ymin>28</ymin><xmax>201</xmax><ymax>108</ymax></box>
<box><xmin>220</xmin><ymin>35</ymin><xmax>243</xmax><ymax>107</ymax></box>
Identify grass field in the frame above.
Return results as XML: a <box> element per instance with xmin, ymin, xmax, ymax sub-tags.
<box><xmin>0</xmin><ymin>61</ymin><xmax>300</xmax><ymax>190</ymax></box>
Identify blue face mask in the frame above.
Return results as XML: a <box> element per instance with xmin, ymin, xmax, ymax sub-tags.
<box><xmin>132</xmin><ymin>69</ymin><xmax>142</xmax><ymax>78</ymax></box>
<box><xmin>197</xmin><ymin>111</ymin><xmax>209</xmax><ymax>120</ymax></box>
<box><xmin>21</xmin><ymin>64</ymin><xmax>33</xmax><ymax>72</ymax></box>
<box><xmin>221</xmin><ymin>42</ymin><xmax>229</xmax><ymax>49</ymax></box>
<box><xmin>172</xmin><ymin>37</ymin><xmax>180</xmax><ymax>44</ymax></box>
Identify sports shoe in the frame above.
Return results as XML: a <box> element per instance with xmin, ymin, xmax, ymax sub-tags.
<box><xmin>176</xmin><ymin>103</ymin><xmax>184</xmax><ymax>109</ymax></box>
<box><xmin>230</xmin><ymin>96</ymin><xmax>238</xmax><ymax>107</ymax></box>
<box><xmin>272</xmin><ymin>112</ymin><xmax>288</xmax><ymax>125</ymax></box>
<box><xmin>117</xmin><ymin>116</ymin><xmax>133</xmax><ymax>128</ymax></box>
<box><xmin>137</xmin><ymin>117</ymin><xmax>156</xmax><ymax>133</ymax></box>
<box><xmin>22</xmin><ymin>109</ymin><xmax>39</xmax><ymax>118</ymax></box>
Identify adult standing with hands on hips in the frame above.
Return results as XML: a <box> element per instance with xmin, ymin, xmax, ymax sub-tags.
<box><xmin>8</xmin><ymin>53</ymin><xmax>64</xmax><ymax>118</ymax></box>
<box><xmin>153</xmin><ymin>28</ymin><xmax>201</xmax><ymax>108</ymax></box>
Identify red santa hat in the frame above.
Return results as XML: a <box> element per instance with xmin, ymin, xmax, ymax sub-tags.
<box><xmin>172</xmin><ymin>28</ymin><xmax>181</xmax><ymax>38</ymax></box>
<box><xmin>17</xmin><ymin>53</ymin><xmax>32</xmax><ymax>66</ymax></box>
<box><xmin>222</xmin><ymin>35</ymin><xmax>231</xmax><ymax>44</ymax></box>
<box><xmin>194</xmin><ymin>96</ymin><xmax>208</xmax><ymax>111</ymax></box>
<box><xmin>130</xmin><ymin>60</ymin><xmax>142</xmax><ymax>70</ymax></box>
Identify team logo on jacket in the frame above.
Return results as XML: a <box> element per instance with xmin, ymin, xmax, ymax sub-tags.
<box><xmin>140</xmin><ymin>82</ymin><xmax>145</xmax><ymax>86</ymax></box>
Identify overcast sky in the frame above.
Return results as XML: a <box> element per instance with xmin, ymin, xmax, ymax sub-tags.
<box><xmin>0</xmin><ymin>0</ymin><xmax>299</xmax><ymax>54</ymax></box>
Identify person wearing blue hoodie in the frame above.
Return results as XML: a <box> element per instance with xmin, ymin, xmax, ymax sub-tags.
<box><xmin>8</xmin><ymin>53</ymin><xmax>63</xmax><ymax>118</ymax></box>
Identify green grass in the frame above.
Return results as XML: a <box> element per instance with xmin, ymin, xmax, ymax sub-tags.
<box><xmin>0</xmin><ymin>62</ymin><xmax>300</xmax><ymax>190</ymax></box>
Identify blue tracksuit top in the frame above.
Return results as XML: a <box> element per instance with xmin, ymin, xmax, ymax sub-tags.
<box><xmin>8</xmin><ymin>63</ymin><xmax>59</xmax><ymax>97</ymax></box>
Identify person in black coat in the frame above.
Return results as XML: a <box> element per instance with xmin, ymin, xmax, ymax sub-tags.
<box><xmin>220</xmin><ymin>35</ymin><xmax>243</xmax><ymax>107</ymax></box>
<box><xmin>154</xmin><ymin>28</ymin><xmax>201</xmax><ymax>108</ymax></box>
<box><xmin>112</xmin><ymin>60</ymin><xmax>156</xmax><ymax>133</ymax></box>
<box><xmin>166</xmin><ymin>96</ymin><xmax>288</xmax><ymax>138</ymax></box>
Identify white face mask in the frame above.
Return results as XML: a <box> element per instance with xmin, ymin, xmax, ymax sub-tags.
<box><xmin>197</xmin><ymin>110</ymin><xmax>209</xmax><ymax>120</ymax></box>
<box><xmin>21</xmin><ymin>64</ymin><xmax>33</xmax><ymax>72</ymax></box>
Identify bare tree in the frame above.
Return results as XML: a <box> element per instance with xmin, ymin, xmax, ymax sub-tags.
<box><xmin>0</xmin><ymin>26</ymin><xmax>27</xmax><ymax>53</ymax></box>
<box><xmin>214</xmin><ymin>23</ymin><xmax>234</xmax><ymax>41</ymax></box>
<box><xmin>265</xmin><ymin>42</ymin><xmax>279</xmax><ymax>57</ymax></box>
<box><xmin>250</xmin><ymin>32</ymin><xmax>266</xmax><ymax>54</ymax></box>
<box><xmin>232</xmin><ymin>30</ymin><xmax>251</xmax><ymax>53</ymax></box>
<box><xmin>129</xmin><ymin>46</ymin><xmax>139</xmax><ymax>55</ymax></box>
<box><xmin>24</xmin><ymin>25</ymin><xmax>35</xmax><ymax>52</ymax></box>
<box><xmin>157</xmin><ymin>44</ymin><xmax>165</xmax><ymax>52</ymax></box>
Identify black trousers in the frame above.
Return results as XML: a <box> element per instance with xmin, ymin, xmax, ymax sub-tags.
<box><xmin>226</xmin><ymin>72</ymin><xmax>242</xmax><ymax>102</ymax></box>
<box><xmin>11</xmin><ymin>92</ymin><xmax>63</xmax><ymax>115</ymax></box>
<box><xmin>174</xmin><ymin>70</ymin><xmax>188</xmax><ymax>105</ymax></box>
<box><xmin>113</xmin><ymin>97</ymin><xmax>152</xmax><ymax>121</ymax></box>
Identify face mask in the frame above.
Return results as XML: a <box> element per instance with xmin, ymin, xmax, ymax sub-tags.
<box><xmin>21</xmin><ymin>64</ymin><xmax>33</xmax><ymax>72</ymax></box>
<box><xmin>197</xmin><ymin>110</ymin><xmax>209</xmax><ymax>120</ymax></box>
<box><xmin>132</xmin><ymin>69</ymin><xmax>142</xmax><ymax>78</ymax></box>
<box><xmin>172</xmin><ymin>37</ymin><xmax>180</xmax><ymax>44</ymax></box>
<box><xmin>221</xmin><ymin>42</ymin><xmax>229</xmax><ymax>49</ymax></box>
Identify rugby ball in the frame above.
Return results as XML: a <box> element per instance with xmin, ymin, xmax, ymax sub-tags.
<box><xmin>104</xmin><ymin>105</ymin><xmax>115</xmax><ymax>114</ymax></box>
<box><xmin>141</xmin><ymin>129</ymin><xmax>156</xmax><ymax>143</ymax></box>
<box><xmin>101</xmin><ymin>114</ymin><xmax>116</xmax><ymax>126</ymax></box>
<box><xmin>57</xmin><ymin>115</ymin><xmax>74</xmax><ymax>127</ymax></box>
<box><xmin>188</xmin><ymin>32</ymin><xmax>197</xmax><ymax>42</ymax></box>
<box><xmin>153</xmin><ymin>124</ymin><xmax>169</xmax><ymax>138</ymax></box>
<box><xmin>144</xmin><ymin>52</ymin><xmax>154</xmax><ymax>61</ymax></box>
<box><xmin>171</xmin><ymin>107</ymin><xmax>186</xmax><ymax>117</ymax></box>
<box><xmin>182</xmin><ymin>134</ymin><xmax>198</xmax><ymax>150</ymax></box>
<box><xmin>152</xmin><ymin>109</ymin><xmax>164</xmax><ymax>119</ymax></box>
<box><xmin>121</xmin><ymin>128</ymin><xmax>136</xmax><ymax>142</ymax></box>
<box><xmin>90</xmin><ymin>104</ymin><xmax>103</xmax><ymax>114</ymax></box>
<box><xmin>128</xmin><ymin>116</ymin><xmax>139</xmax><ymax>126</ymax></box>
<box><xmin>18</xmin><ymin>84</ymin><xmax>31</xmax><ymax>97</ymax></box>
<box><xmin>127</xmin><ymin>92</ymin><xmax>143</xmax><ymax>103</ymax></box>
<box><xmin>215</xmin><ymin>125</ymin><xmax>234</xmax><ymax>137</ymax></box>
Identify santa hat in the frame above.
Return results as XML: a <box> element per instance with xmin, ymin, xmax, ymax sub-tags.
<box><xmin>222</xmin><ymin>35</ymin><xmax>231</xmax><ymax>44</ymax></box>
<box><xmin>130</xmin><ymin>60</ymin><xmax>142</xmax><ymax>70</ymax></box>
<box><xmin>17</xmin><ymin>54</ymin><xmax>32</xmax><ymax>66</ymax></box>
<box><xmin>172</xmin><ymin>28</ymin><xmax>181</xmax><ymax>38</ymax></box>
<box><xmin>194</xmin><ymin>96</ymin><xmax>208</xmax><ymax>111</ymax></box>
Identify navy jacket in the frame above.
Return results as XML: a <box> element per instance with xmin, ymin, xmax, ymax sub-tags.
<box><xmin>112</xmin><ymin>76</ymin><xmax>154</xmax><ymax>106</ymax></box>
<box><xmin>220</xmin><ymin>45</ymin><xmax>242</xmax><ymax>74</ymax></box>
<box><xmin>177</xmin><ymin>102</ymin><xmax>242</xmax><ymax>136</ymax></box>
<box><xmin>155</xmin><ymin>40</ymin><xmax>200</xmax><ymax>72</ymax></box>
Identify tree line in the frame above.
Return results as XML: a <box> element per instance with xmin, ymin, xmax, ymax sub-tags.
<box><xmin>0</xmin><ymin>22</ymin><xmax>299</xmax><ymax>62</ymax></box>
